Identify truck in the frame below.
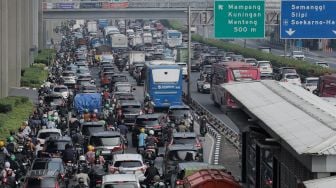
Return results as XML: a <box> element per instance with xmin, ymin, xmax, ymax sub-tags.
<box><xmin>74</xmin><ymin>93</ymin><xmax>102</xmax><ymax>114</ymax></box>
<box><xmin>183</xmin><ymin>169</ymin><xmax>241</xmax><ymax>188</ymax></box>
<box><xmin>143</xmin><ymin>32</ymin><xmax>153</xmax><ymax>45</ymax></box>
<box><xmin>130</xmin><ymin>34</ymin><xmax>143</xmax><ymax>48</ymax></box>
<box><xmin>128</xmin><ymin>51</ymin><xmax>145</xmax><ymax>72</ymax></box>
<box><xmin>111</xmin><ymin>33</ymin><xmax>128</xmax><ymax>49</ymax></box>
<box><xmin>313</xmin><ymin>74</ymin><xmax>336</xmax><ymax>98</ymax></box>
<box><xmin>73</xmin><ymin>19</ymin><xmax>85</xmax><ymax>30</ymax></box>
<box><xmin>87</xmin><ymin>21</ymin><xmax>97</xmax><ymax>33</ymax></box>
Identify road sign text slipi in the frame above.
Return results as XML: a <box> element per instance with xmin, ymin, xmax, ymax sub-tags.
<box><xmin>281</xmin><ymin>0</ymin><xmax>336</xmax><ymax>39</ymax></box>
<box><xmin>214</xmin><ymin>0</ymin><xmax>265</xmax><ymax>38</ymax></box>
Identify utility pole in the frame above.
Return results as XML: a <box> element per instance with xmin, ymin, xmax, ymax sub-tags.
<box><xmin>187</xmin><ymin>6</ymin><xmax>192</xmax><ymax>104</ymax></box>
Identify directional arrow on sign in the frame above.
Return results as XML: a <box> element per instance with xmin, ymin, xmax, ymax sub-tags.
<box><xmin>332</xmin><ymin>30</ymin><xmax>336</xmax><ymax>35</ymax></box>
<box><xmin>285</xmin><ymin>28</ymin><xmax>296</xmax><ymax>36</ymax></box>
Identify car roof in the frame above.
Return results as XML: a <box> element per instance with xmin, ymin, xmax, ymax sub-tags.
<box><xmin>45</xmin><ymin>135</ymin><xmax>72</xmax><ymax>142</ymax></box>
<box><xmin>91</xmin><ymin>131</ymin><xmax>121</xmax><ymax>137</ymax></box>
<box><xmin>173</xmin><ymin>132</ymin><xmax>196</xmax><ymax>138</ymax></box>
<box><xmin>103</xmin><ymin>174</ymin><xmax>138</xmax><ymax>183</ymax></box>
<box><xmin>113</xmin><ymin>154</ymin><xmax>143</xmax><ymax>161</ymax></box>
<box><xmin>168</xmin><ymin>144</ymin><xmax>198</xmax><ymax>151</ymax></box>
<box><xmin>38</xmin><ymin>128</ymin><xmax>61</xmax><ymax>134</ymax></box>
<box><xmin>27</xmin><ymin>169</ymin><xmax>60</xmax><ymax>178</ymax></box>
<box><xmin>33</xmin><ymin>157</ymin><xmax>63</xmax><ymax>163</ymax></box>
<box><xmin>137</xmin><ymin>113</ymin><xmax>164</xmax><ymax>119</ymax></box>
<box><xmin>120</xmin><ymin>100</ymin><xmax>141</xmax><ymax>106</ymax></box>
<box><xmin>177</xmin><ymin>162</ymin><xmax>225</xmax><ymax>171</ymax></box>
<box><xmin>81</xmin><ymin>121</ymin><xmax>105</xmax><ymax>126</ymax></box>
<box><xmin>169</xmin><ymin>104</ymin><xmax>190</xmax><ymax>109</ymax></box>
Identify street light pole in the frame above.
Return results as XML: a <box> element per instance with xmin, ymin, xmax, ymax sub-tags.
<box><xmin>187</xmin><ymin>6</ymin><xmax>192</xmax><ymax>104</ymax></box>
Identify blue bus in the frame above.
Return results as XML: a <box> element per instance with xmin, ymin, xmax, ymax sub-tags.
<box><xmin>144</xmin><ymin>61</ymin><xmax>183</xmax><ymax>109</ymax></box>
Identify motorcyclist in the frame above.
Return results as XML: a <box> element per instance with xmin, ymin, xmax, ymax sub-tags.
<box><xmin>177</xmin><ymin>121</ymin><xmax>188</xmax><ymax>132</ymax></box>
<box><xmin>1</xmin><ymin>162</ymin><xmax>15</xmax><ymax>186</ymax></box>
<box><xmin>83</xmin><ymin>109</ymin><xmax>91</xmax><ymax>122</ymax></box>
<box><xmin>144</xmin><ymin>160</ymin><xmax>160</xmax><ymax>186</ymax></box>
<box><xmin>137</xmin><ymin>128</ymin><xmax>147</xmax><ymax>153</ymax></box>
<box><xmin>6</xmin><ymin>136</ymin><xmax>16</xmax><ymax>155</ymax></box>
<box><xmin>78</xmin><ymin>155</ymin><xmax>89</xmax><ymax>172</ymax></box>
<box><xmin>21</xmin><ymin>121</ymin><xmax>31</xmax><ymax>137</ymax></box>
<box><xmin>117</xmin><ymin>120</ymin><xmax>128</xmax><ymax>138</ymax></box>
<box><xmin>74</xmin><ymin>177</ymin><xmax>89</xmax><ymax>188</ymax></box>
<box><xmin>62</xmin><ymin>144</ymin><xmax>76</xmax><ymax>163</ymax></box>
<box><xmin>146</xmin><ymin>130</ymin><xmax>159</xmax><ymax>156</ymax></box>
<box><xmin>0</xmin><ymin>141</ymin><xmax>10</xmax><ymax>165</ymax></box>
<box><xmin>199</xmin><ymin>112</ymin><xmax>207</xmax><ymax>136</ymax></box>
<box><xmin>75</xmin><ymin>167</ymin><xmax>90</xmax><ymax>187</ymax></box>
<box><xmin>85</xmin><ymin>145</ymin><xmax>96</xmax><ymax>165</ymax></box>
<box><xmin>46</xmin><ymin>115</ymin><xmax>56</xmax><ymax>129</ymax></box>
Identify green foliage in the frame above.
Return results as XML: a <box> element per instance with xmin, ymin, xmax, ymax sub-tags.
<box><xmin>34</xmin><ymin>49</ymin><xmax>55</xmax><ymax>65</ymax></box>
<box><xmin>0</xmin><ymin>96</ymin><xmax>33</xmax><ymax>140</ymax></box>
<box><xmin>20</xmin><ymin>63</ymin><xmax>48</xmax><ymax>88</ymax></box>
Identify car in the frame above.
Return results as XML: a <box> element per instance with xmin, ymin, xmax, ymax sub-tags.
<box><xmin>196</xmin><ymin>74</ymin><xmax>211</xmax><ymax>93</ymax></box>
<box><xmin>176</xmin><ymin>62</ymin><xmax>188</xmax><ymax>78</ymax></box>
<box><xmin>315</xmin><ymin>61</ymin><xmax>330</xmax><ymax>68</ymax></box>
<box><xmin>167</xmin><ymin>105</ymin><xmax>194</xmax><ymax>128</ymax></box>
<box><xmin>242</xmin><ymin>58</ymin><xmax>258</xmax><ymax>66</ymax></box>
<box><xmin>257</xmin><ymin>61</ymin><xmax>273</xmax><ymax>79</ymax></box>
<box><xmin>36</xmin><ymin>128</ymin><xmax>62</xmax><ymax>146</ymax></box>
<box><xmin>44</xmin><ymin>94</ymin><xmax>66</xmax><ymax>109</ymax></box>
<box><xmin>66</xmin><ymin>64</ymin><xmax>78</xmax><ymax>73</ymax></box>
<box><xmin>43</xmin><ymin>136</ymin><xmax>73</xmax><ymax>156</ymax></box>
<box><xmin>76</xmin><ymin>67</ymin><xmax>90</xmax><ymax>75</ymax></box>
<box><xmin>118</xmin><ymin>100</ymin><xmax>142</xmax><ymax>126</ymax></box>
<box><xmin>52</xmin><ymin>85</ymin><xmax>70</xmax><ymax>99</ymax></box>
<box><xmin>61</xmin><ymin>71</ymin><xmax>76</xmax><ymax>87</ymax></box>
<box><xmin>109</xmin><ymin>154</ymin><xmax>147</xmax><ymax>182</ymax></box>
<box><xmin>102</xmin><ymin>174</ymin><xmax>141</xmax><ymax>188</ymax></box>
<box><xmin>30</xmin><ymin>158</ymin><xmax>65</xmax><ymax>174</ymax></box>
<box><xmin>75</xmin><ymin>78</ymin><xmax>93</xmax><ymax>90</ymax></box>
<box><xmin>200</xmin><ymin>65</ymin><xmax>212</xmax><ymax>77</ymax></box>
<box><xmin>302</xmin><ymin>77</ymin><xmax>319</xmax><ymax>92</ymax></box>
<box><xmin>112</xmin><ymin>92</ymin><xmax>136</xmax><ymax>104</ymax></box>
<box><xmin>89</xmin><ymin>131</ymin><xmax>125</xmax><ymax>161</ymax></box>
<box><xmin>24</xmin><ymin>169</ymin><xmax>65</xmax><ymax>188</ymax></box>
<box><xmin>280</xmin><ymin>73</ymin><xmax>301</xmax><ymax>86</ymax></box>
<box><xmin>110</xmin><ymin>74</ymin><xmax>128</xmax><ymax>88</ymax></box>
<box><xmin>80</xmin><ymin>121</ymin><xmax>106</xmax><ymax>141</ymax></box>
<box><xmin>114</xmin><ymin>82</ymin><xmax>134</xmax><ymax>93</ymax></box>
<box><xmin>274</xmin><ymin>67</ymin><xmax>297</xmax><ymax>81</ymax></box>
<box><xmin>132</xmin><ymin>113</ymin><xmax>167</xmax><ymax>147</ymax></box>
<box><xmin>162</xmin><ymin>145</ymin><xmax>203</xmax><ymax>182</ymax></box>
<box><xmin>291</xmin><ymin>50</ymin><xmax>305</xmax><ymax>60</ymax></box>
<box><xmin>169</xmin><ymin>132</ymin><xmax>202</xmax><ymax>150</ymax></box>
<box><xmin>78</xmin><ymin>84</ymin><xmax>97</xmax><ymax>93</ymax></box>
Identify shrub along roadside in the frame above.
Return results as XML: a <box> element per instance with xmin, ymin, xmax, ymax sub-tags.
<box><xmin>0</xmin><ymin>97</ymin><xmax>33</xmax><ymax>140</ymax></box>
<box><xmin>21</xmin><ymin>63</ymin><xmax>48</xmax><ymax>88</ymax></box>
<box><xmin>34</xmin><ymin>49</ymin><xmax>55</xmax><ymax>66</ymax></box>
<box><xmin>164</xmin><ymin>20</ymin><xmax>335</xmax><ymax>77</ymax></box>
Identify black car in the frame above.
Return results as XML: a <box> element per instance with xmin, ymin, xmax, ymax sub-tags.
<box><xmin>24</xmin><ymin>169</ymin><xmax>65</xmax><ymax>188</ymax></box>
<box><xmin>110</xmin><ymin>74</ymin><xmax>128</xmax><ymax>89</ymax></box>
<box><xmin>43</xmin><ymin>136</ymin><xmax>73</xmax><ymax>157</ymax></box>
<box><xmin>80</xmin><ymin>121</ymin><xmax>105</xmax><ymax>142</ymax></box>
<box><xmin>30</xmin><ymin>158</ymin><xmax>65</xmax><ymax>174</ymax></box>
<box><xmin>118</xmin><ymin>100</ymin><xmax>142</xmax><ymax>126</ymax></box>
<box><xmin>162</xmin><ymin>145</ymin><xmax>203</xmax><ymax>182</ymax></box>
<box><xmin>132</xmin><ymin>113</ymin><xmax>167</xmax><ymax>147</ymax></box>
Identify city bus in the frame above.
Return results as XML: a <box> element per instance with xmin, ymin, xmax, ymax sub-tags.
<box><xmin>211</xmin><ymin>61</ymin><xmax>260</xmax><ymax>109</ymax></box>
<box><xmin>143</xmin><ymin>60</ymin><xmax>183</xmax><ymax>109</ymax></box>
<box><xmin>164</xmin><ymin>30</ymin><xmax>182</xmax><ymax>48</ymax></box>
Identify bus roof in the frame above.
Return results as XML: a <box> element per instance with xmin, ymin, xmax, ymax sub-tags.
<box><xmin>147</xmin><ymin>60</ymin><xmax>175</xmax><ymax>65</ymax></box>
<box><xmin>214</xmin><ymin>61</ymin><xmax>256</xmax><ymax>69</ymax></box>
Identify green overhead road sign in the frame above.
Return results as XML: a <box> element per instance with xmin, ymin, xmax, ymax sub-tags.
<box><xmin>214</xmin><ymin>0</ymin><xmax>265</xmax><ymax>38</ymax></box>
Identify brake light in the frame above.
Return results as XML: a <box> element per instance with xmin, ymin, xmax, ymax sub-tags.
<box><xmin>55</xmin><ymin>182</ymin><xmax>60</xmax><ymax>188</ymax></box>
<box><xmin>96</xmin><ymin>180</ymin><xmax>102</xmax><ymax>184</ymax></box>
<box><xmin>140</xmin><ymin>166</ymin><xmax>147</xmax><ymax>172</ymax></box>
<box><xmin>153</xmin><ymin>125</ymin><xmax>161</xmax><ymax>129</ymax></box>
<box><xmin>176</xmin><ymin>180</ymin><xmax>184</xmax><ymax>185</ymax></box>
<box><xmin>112</xmin><ymin>145</ymin><xmax>122</xmax><ymax>152</ymax></box>
<box><xmin>61</xmin><ymin>174</ymin><xmax>65</xmax><ymax>180</ymax></box>
<box><xmin>195</xmin><ymin>142</ymin><xmax>202</xmax><ymax>148</ymax></box>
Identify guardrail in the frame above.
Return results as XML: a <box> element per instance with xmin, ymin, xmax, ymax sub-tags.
<box><xmin>183</xmin><ymin>92</ymin><xmax>241</xmax><ymax>164</ymax></box>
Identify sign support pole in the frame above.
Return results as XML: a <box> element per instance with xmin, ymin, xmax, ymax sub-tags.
<box><xmin>284</xmin><ymin>39</ymin><xmax>287</xmax><ymax>57</ymax></box>
<box><xmin>187</xmin><ymin>5</ymin><xmax>192</xmax><ymax>104</ymax></box>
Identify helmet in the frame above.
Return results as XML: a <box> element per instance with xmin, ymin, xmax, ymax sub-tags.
<box><xmin>7</xmin><ymin>136</ymin><xmax>14</xmax><ymax>143</ymax></box>
<box><xmin>10</xmin><ymin>154</ymin><xmax>15</xmax><ymax>161</ymax></box>
<box><xmin>48</xmin><ymin>115</ymin><xmax>52</xmax><ymax>121</ymax></box>
<box><xmin>0</xmin><ymin>141</ymin><xmax>4</xmax><ymax>148</ymax></box>
<box><xmin>149</xmin><ymin>130</ymin><xmax>154</xmax><ymax>135</ymax></box>
<box><xmin>43</xmin><ymin>114</ymin><xmax>47</xmax><ymax>118</ymax></box>
<box><xmin>105</xmin><ymin>104</ymin><xmax>109</xmax><ymax>108</ymax></box>
<box><xmin>140</xmin><ymin>128</ymin><xmax>145</xmax><ymax>133</ymax></box>
<box><xmin>84</xmin><ymin>109</ymin><xmax>89</xmax><ymax>113</ymax></box>
<box><xmin>79</xmin><ymin>155</ymin><xmax>86</xmax><ymax>161</ymax></box>
<box><xmin>153</xmin><ymin>175</ymin><xmax>161</xmax><ymax>182</ymax></box>
<box><xmin>149</xmin><ymin>160</ymin><xmax>155</xmax><ymax>166</ymax></box>
<box><xmin>87</xmin><ymin>145</ymin><xmax>94</xmax><ymax>151</ymax></box>
<box><xmin>54</xmin><ymin>112</ymin><xmax>58</xmax><ymax>116</ymax></box>
<box><xmin>93</xmin><ymin>109</ymin><xmax>98</xmax><ymax>114</ymax></box>
<box><xmin>4</xmin><ymin>162</ymin><xmax>10</xmax><ymax>168</ymax></box>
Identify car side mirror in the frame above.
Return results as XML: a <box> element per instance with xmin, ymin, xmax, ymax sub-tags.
<box><xmin>132</xmin><ymin>87</ymin><xmax>136</xmax><ymax>91</ymax></box>
<box><xmin>158</xmin><ymin>153</ymin><xmax>164</xmax><ymax>158</ymax></box>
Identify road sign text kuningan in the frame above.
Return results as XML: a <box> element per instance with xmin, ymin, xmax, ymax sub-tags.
<box><xmin>281</xmin><ymin>0</ymin><xmax>336</xmax><ymax>39</ymax></box>
<box><xmin>214</xmin><ymin>0</ymin><xmax>265</xmax><ymax>38</ymax></box>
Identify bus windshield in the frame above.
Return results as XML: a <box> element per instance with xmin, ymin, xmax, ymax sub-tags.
<box><xmin>232</xmin><ymin>69</ymin><xmax>259</xmax><ymax>81</ymax></box>
<box><xmin>152</xmin><ymin>69</ymin><xmax>180</xmax><ymax>83</ymax></box>
<box><xmin>168</xmin><ymin>32</ymin><xmax>181</xmax><ymax>38</ymax></box>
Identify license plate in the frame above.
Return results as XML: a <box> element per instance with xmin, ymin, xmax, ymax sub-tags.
<box><xmin>157</xmin><ymin>132</ymin><xmax>162</xmax><ymax>135</ymax></box>
<box><xmin>101</xmin><ymin>150</ymin><xmax>110</xmax><ymax>154</ymax></box>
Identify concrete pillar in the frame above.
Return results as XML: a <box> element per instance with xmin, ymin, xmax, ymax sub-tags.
<box><xmin>21</xmin><ymin>0</ymin><xmax>30</xmax><ymax>68</ymax></box>
<box><xmin>32</xmin><ymin>0</ymin><xmax>39</xmax><ymax>49</ymax></box>
<box><xmin>28</xmin><ymin>0</ymin><xmax>34</xmax><ymax>65</ymax></box>
<box><xmin>0</xmin><ymin>0</ymin><xmax>9</xmax><ymax>98</ymax></box>
<box><xmin>38</xmin><ymin>0</ymin><xmax>44</xmax><ymax>50</ymax></box>
<box><xmin>7</xmin><ymin>0</ymin><xmax>22</xmax><ymax>87</ymax></box>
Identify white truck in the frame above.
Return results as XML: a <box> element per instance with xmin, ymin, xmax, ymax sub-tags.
<box><xmin>128</xmin><ymin>51</ymin><xmax>145</xmax><ymax>72</ymax></box>
<box><xmin>73</xmin><ymin>19</ymin><xmax>85</xmax><ymax>30</ymax></box>
<box><xmin>111</xmin><ymin>34</ymin><xmax>128</xmax><ymax>49</ymax></box>
<box><xmin>143</xmin><ymin>32</ymin><xmax>153</xmax><ymax>45</ymax></box>
<box><xmin>87</xmin><ymin>21</ymin><xmax>98</xmax><ymax>33</ymax></box>
<box><xmin>130</xmin><ymin>34</ymin><xmax>143</xmax><ymax>48</ymax></box>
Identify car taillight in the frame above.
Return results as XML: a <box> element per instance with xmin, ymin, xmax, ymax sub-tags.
<box><xmin>140</xmin><ymin>166</ymin><xmax>147</xmax><ymax>173</ymax></box>
<box><xmin>153</xmin><ymin>125</ymin><xmax>161</xmax><ymax>129</ymax></box>
<box><xmin>176</xmin><ymin>180</ymin><xmax>184</xmax><ymax>185</ymax></box>
<box><xmin>55</xmin><ymin>182</ymin><xmax>60</xmax><ymax>188</ymax></box>
<box><xmin>96</xmin><ymin>180</ymin><xmax>102</xmax><ymax>184</ymax></box>
<box><xmin>61</xmin><ymin>174</ymin><xmax>65</xmax><ymax>180</ymax></box>
<box><xmin>112</xmin><ymin>145</ymin><xmax>122</xmax><ymax>152</ymax></box>
<box><xmin>195</xmin><ymin>142</ymin><xmax>202</xmax><ymax>148</ymax></box>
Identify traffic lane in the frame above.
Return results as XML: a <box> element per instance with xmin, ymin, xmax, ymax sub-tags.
<box><xmin>184</xmin><ymin>72</ymin><xmax>240</xmax><ymax>133</ymax></box>
<box><xmin>9</xmin><ymin>87</ymin><xmax>38</xmax><ymax>104</ymax></box>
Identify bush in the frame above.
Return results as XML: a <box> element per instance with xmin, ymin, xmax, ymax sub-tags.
<box><xmin>0</xmin><ymin>104</ymin><xmax>12</xmax><ymax>113</ymax></box>
<box><xmin>34</xmin><ymin>49</ymin><xmax>55</xmax><ymax>66</ymax></box>
<box><xmin>20</xmin><ymin>64</ymin><xmax>48</xmax><ymax>88</ymax></box>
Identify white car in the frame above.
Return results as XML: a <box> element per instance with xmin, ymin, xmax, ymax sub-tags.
<box><xmin>291</xmin><ymin>51</ymin><xmax>305</xmax><ymax>60</ymax></box>
<box><xmin>176</xmin><ymin>62</ymin><xmax>188</xmax><ymax>77</ymax></box>
<box><xmin>302</xmin><ymin>77</ymin><xmax>319</xmax><ymax>92</ymax></box>
<box><xmin>109</xmin><ymin>154</ymin><xmax>147</xmax><ymax>182</ymax></box>
<box><xmin>62</xmin><ymin>71</ymin><xmax>76</xmax><ymax>85</ymax></box>
<box><xmin>52</xmin><ymin>85</ymin><xmax>70</xmax><ymax>99</ymax></box>
<box><xmin>102</xmin><ymin>174</ymin><xmax>141</xmax><ymax>188</ymax></box>
<box><xmin>281</xmin><ymin>73</ymin><xmax>301</xmax><ymax>86</ymax></box>
<box><xmin>315</xmin><ymin>61</ymin><xmax>329</xmax><ymax>68</ymax></box>
<box><xmin>114</xmin><ymin>82</ymin><xmax>134</xmax><ymax>93</ymax></box>
<box><xmin>37</xmin><ymin>128</ymin><xmax>62</xmax><ymax>146</ymax></box>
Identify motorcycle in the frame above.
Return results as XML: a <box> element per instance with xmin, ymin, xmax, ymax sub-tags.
<box><xmin>64</xmin><ymin>161</ymin><xmax>76</xmax><ymax>188</ymax></box>
<box><xmin>144</xmin><ymin>145</ymin><xmax>156</xmax><ymax>161</ymax></box>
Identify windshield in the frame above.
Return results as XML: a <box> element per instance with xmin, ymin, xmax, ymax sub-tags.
<box><xmin>136</xmin><ymin>118</ymin><xmax>159</xmax><ymax>126</ymax></box>
<box><xmin>113</xmin><ymin>76</ymin><xmax>127</xmax><ymax>82</ymax></box>
<box><xmin>232</xmin><ymin>69</ymin><xmax>259</xmax><ymax>81</ymax></box>
<box><xmin>77</xmin><ymin>80</ymin><xmax>91</xmax><ymax>85</ymax></box>
<box><xmin>26</xmin><ymin>177</ymin><xmax>56</xmax><ymax>188</ymax></box>
<box><xmin>90</xmin><ymin>136</ymin><xmax>120</xmax><ymax>147</ymax></box>
<box><xmin>293</xmin><ymin>51</ymin><xmax>304</xmax><ymax>56</ymax></box>
<box><xmin>168</xmin><ymin>32</ymin><xmax>181</xmax><ymax>38</ymax></box>
<box><xmin>82</xmin><ymin>126</ymin><xmax>105</xmax><ymax>136</ymax></box>
<box><xmin>204</xmin><ymin>67</ymin><xmax>212</xmax><ymax>73</ymax></box>
<box><xmin>169</xmin><ymin>109</ymin><xmax>189</xmax><ymax>117</ymax></box>
<box><xmin>246</xmin><ymin>59</ymin><xmax>257</xmax><ymax>66</ymax></box>
<box><xmin>168</xmin><ymin>150</ymin><xmax>199</xmax><ymax>162</ymax></box>
<box><xmin>122</xmin><ymin>105</ymin><xmax>141</xmax><ymax>113</ymax></box>
<box><xmin>286</xmin><ymin>74</ymin><xmax>299</xmax><ymax>79</ymax></box>
<box><xmin>116</xmin><ymin>86</ymin><xmax>131</xmax><ymax>92</ymax></box>
<box><xmin>63</xmin><ymin>72</ymin><xmax>75</xmax><ymax>77</ymax></box>
<box><xmin>54</xmin><ymin>87</ymin><xmax>68</xmax><ymax>92</ymax></box>
<box><xmin>173</xmin><ymin>137</ymin><xmax>196</xmax><ymax>145</ymax></box>
<box><xmin>38</xmin><ymin>132</ymin><xmax>60</xmax><ymax>139</ymax></box>
<box><xmin>104</xmin><ymin>184</ymin><xmax>138</xmax><ymax>188</ymax></box>
<box><xmin>317</xmin><ymin>62</ymin><xmax>329</xmax><ymax>67</ymax></box>
<box><xmin>152</xmin><ymin>69</ymin><xmax>180</xmax><ymax>83</ymax></box>
<box><xmin>32</xmin><ymin>161</ymin><xmax>60</xmax><ymax>171</ymax></box>
<box><xmin>114</xmin><ymin>160</ymin><xmax>142</xmax><ymax>168</ymax></box>
<box><xmin>259</xmin><ymin>62</ymin><xmax>271</xmax><ymax>67</ymax></box>
<box><xmin>306</xmin><ymin>79</ymin><xmax>318</xmax><ymax>85</ymax></box>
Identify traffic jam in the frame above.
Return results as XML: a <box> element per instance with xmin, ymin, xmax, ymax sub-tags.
<box><xmin>0</xmin><ymin>19</ymin><xmax>243</xmax><ymax>188</ymax></box>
